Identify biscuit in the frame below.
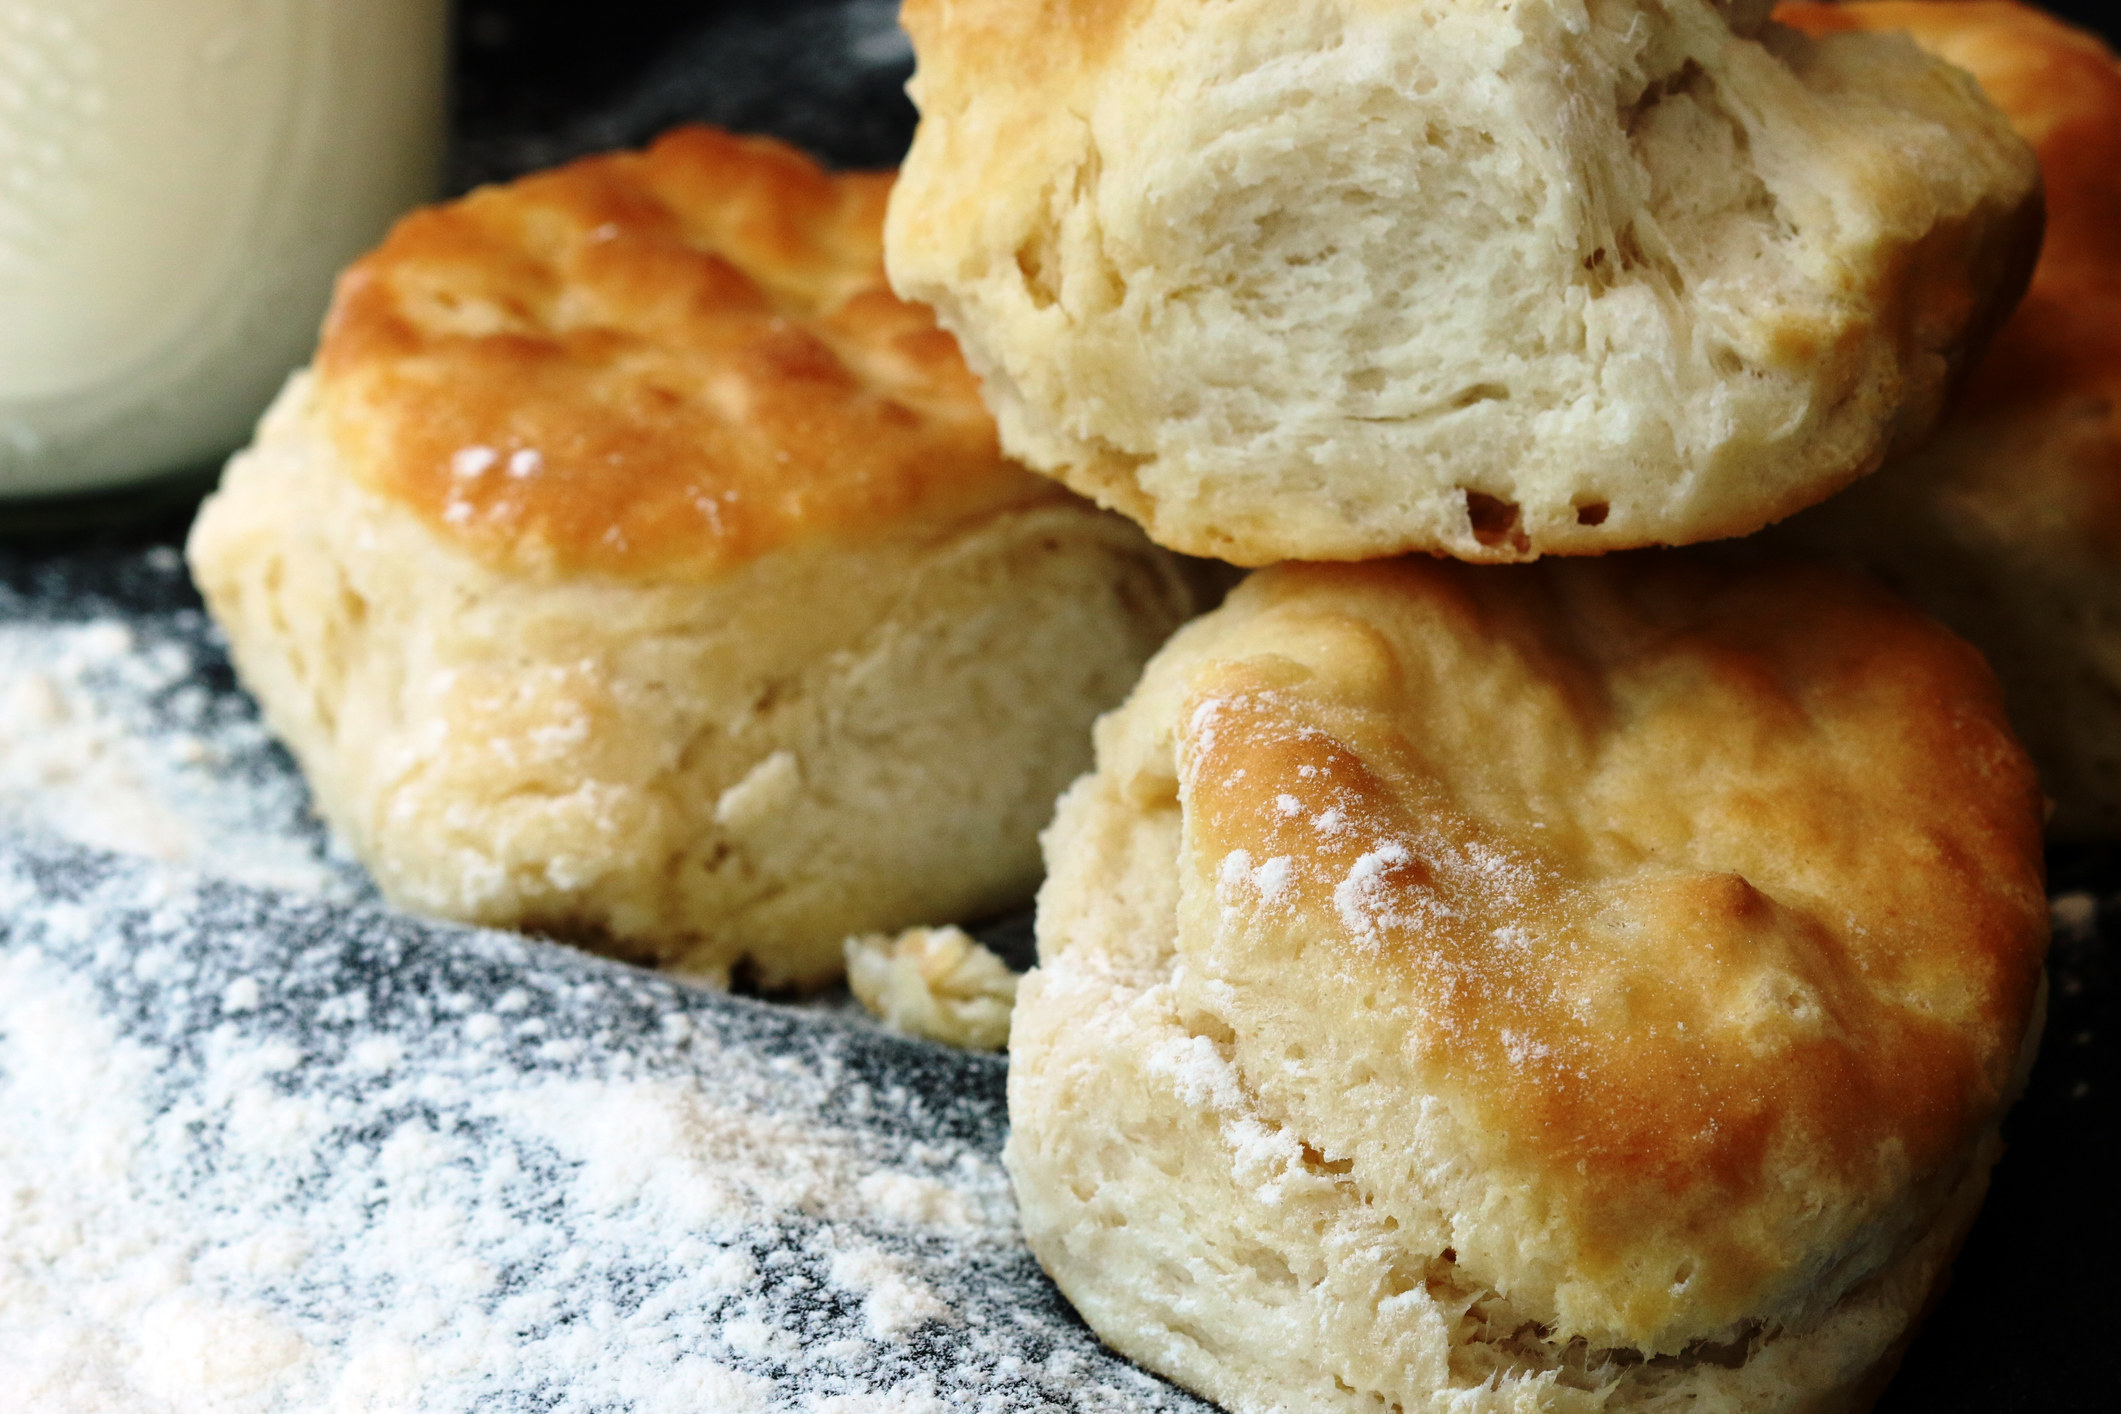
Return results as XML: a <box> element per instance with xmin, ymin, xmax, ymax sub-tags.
<box><xmin>188</xmin><ymin>128</ymin><xmax>1199</xmax><ymax>988</ymax></box>
<box><xmin>1756</xmin><ymin>1</ymin><xmax>2121</xmax><ymax>838</ymax></box>
<box><xmin>1009</xmin><ymin>559</ymin><xmax>2048</xmax><ymax>1411</ymax></box>
<box><xmin>886</xmin><ymin>0</ymin><xmax>2042</xmax><ymax>565</ymax></box>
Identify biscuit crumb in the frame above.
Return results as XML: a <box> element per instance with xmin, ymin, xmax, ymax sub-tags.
<box><xmin>845</xmin><ymin>926</ymin><xmax>1018</xmax><ymax>1051</ymax></box>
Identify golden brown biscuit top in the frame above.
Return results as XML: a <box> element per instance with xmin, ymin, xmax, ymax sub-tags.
<box><xmin>1171</xmin><ymin>559</ymin><xmax>2046</xmax><ymax>1344</ymax></box>
<box><xmin>316</xmin><ymin>127</ymin><xmax>1059</xmax><ymax>580</ymax></box>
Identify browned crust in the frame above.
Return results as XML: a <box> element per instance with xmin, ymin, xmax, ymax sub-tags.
<box><xmin>316</xmin><ymin>126</ymin><xmax>1060</xmax><ymax>580</ymax></box>
<box><xmin>1178</xmin><ymin>558</ymin><xmax>2047</xmax><ymax>1331</ymax></box>
<box><xmin>1775</xmin><ymin>2</ymin><xmax>2121</xmax><ymax>545</ymax></box>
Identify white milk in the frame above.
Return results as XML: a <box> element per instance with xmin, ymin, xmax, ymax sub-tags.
<box><xmin>0</xmin><ymin>0</ymin><xmax>447</xmax><ymax>496</ymax></box>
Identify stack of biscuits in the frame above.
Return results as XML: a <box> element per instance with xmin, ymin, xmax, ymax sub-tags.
<box><xmin>186</xmin><ymin>1</ymin><xmax>2118</xmax><ymax>1410</ymax></box>
<box><xmin>888</xmin><ymin>1</ymin><xmax>2103</xmax><ymax>1410</ymax></box>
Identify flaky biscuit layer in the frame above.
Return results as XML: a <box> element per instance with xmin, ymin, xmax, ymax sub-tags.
<box><xmin>191</xmin><ymin>376</ymin><xmax>1195</xmax><ymax>985</ymax></box>
<box><xmin>887</xmin><ymin>0</ymin><xmax>2040</xmax><ymax>564</ymax></box>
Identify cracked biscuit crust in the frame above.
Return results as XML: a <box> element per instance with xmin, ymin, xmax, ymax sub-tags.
<box><xmin>887</xmin><ymin>0</ymin><xmax>2040</xmax><ymax>564</ymax></box>
<box><xmin>1009</xmin><ymin>558</ymin><xmax>2046</xmax><ymax>1411</ymax></box>
<box><xmin>319</xmin><ymin>125</ymin><xmax>1061</xmax><ymax>580</ymax></box>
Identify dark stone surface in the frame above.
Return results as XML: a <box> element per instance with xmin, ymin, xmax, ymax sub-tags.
<box><xmin>0</xmin><ymin>838</ymin><xmax>1201</xmax><ymax>1410</ymax></box>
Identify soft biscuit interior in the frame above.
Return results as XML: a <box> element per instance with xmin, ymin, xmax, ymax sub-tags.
<box><xmin>1010</xmin><ymin>558</ymin><xmax>2047</xmax><ymax>1409</ymax></box>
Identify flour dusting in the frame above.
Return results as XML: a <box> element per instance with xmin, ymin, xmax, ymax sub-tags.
<box><xmin>0</xmin><ymin>842</ymin><xmax>1203</xmax><ymax>1412</ymax></box>
<box><xmin>0</xmin><ymin>563</ymin><xmax>364</xmax><ymax>901</ymax></box>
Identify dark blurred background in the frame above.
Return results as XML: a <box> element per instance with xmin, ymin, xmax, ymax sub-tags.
<box><xmin>2032</xmin><ymin>0</ymin><xmax>2108</xmax><ymax>23</ymax></box>
<box><xmin>451</xmin><ymin>0</ymin><xmax>922</xmax><ymax>187</ymax></box>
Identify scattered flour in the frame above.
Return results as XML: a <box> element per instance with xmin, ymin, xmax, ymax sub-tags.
<box><xmin>1214</xmin><ymin>849</ymin><xmax>1297</xmax><ymax>915</ymax></box>
<box><xmin>0</xmin><ymin>550</ymin><xmax>1173</xmax><ymax>1408</ymax></box>
<box><xmin>2051</xmin><ymin>890</ymin><xmax>2098</xmax><ymax>940</ymax></box>
<box><xmin>0</xmin><ymin>607</ymin><xmax>363</xmax><ymax>901</ymax></box>
<box><xmin>0</xmin><ymin>843</ymin><xmax>1206</xmax><ymax>1413</ymax></box>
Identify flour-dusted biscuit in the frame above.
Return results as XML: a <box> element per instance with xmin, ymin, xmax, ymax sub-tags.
<box><xmin>1010</xmin><ymin>559</ymin><xmax>2048</xmax><ymax>1412</ymax></box>
<box><xmin>1755</xmin><ymin>1</ymin><xmax>2121</xmax><ymax>838</ymax></box>
<box><xmin>886</xmin><ymin>0</ymin><xmax>2042</xmax><ymax>565</ymax></box>
<box><xmin>189</xmin><ymin>128</ymin><xmax>1198</xmax><ymax>988</ymax></box>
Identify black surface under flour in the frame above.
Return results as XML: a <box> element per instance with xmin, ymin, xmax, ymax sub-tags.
<box><xmin>0</xmin><ymin>836</ymin><xmax>1215</xmax><ymax>1411</ymax></box>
